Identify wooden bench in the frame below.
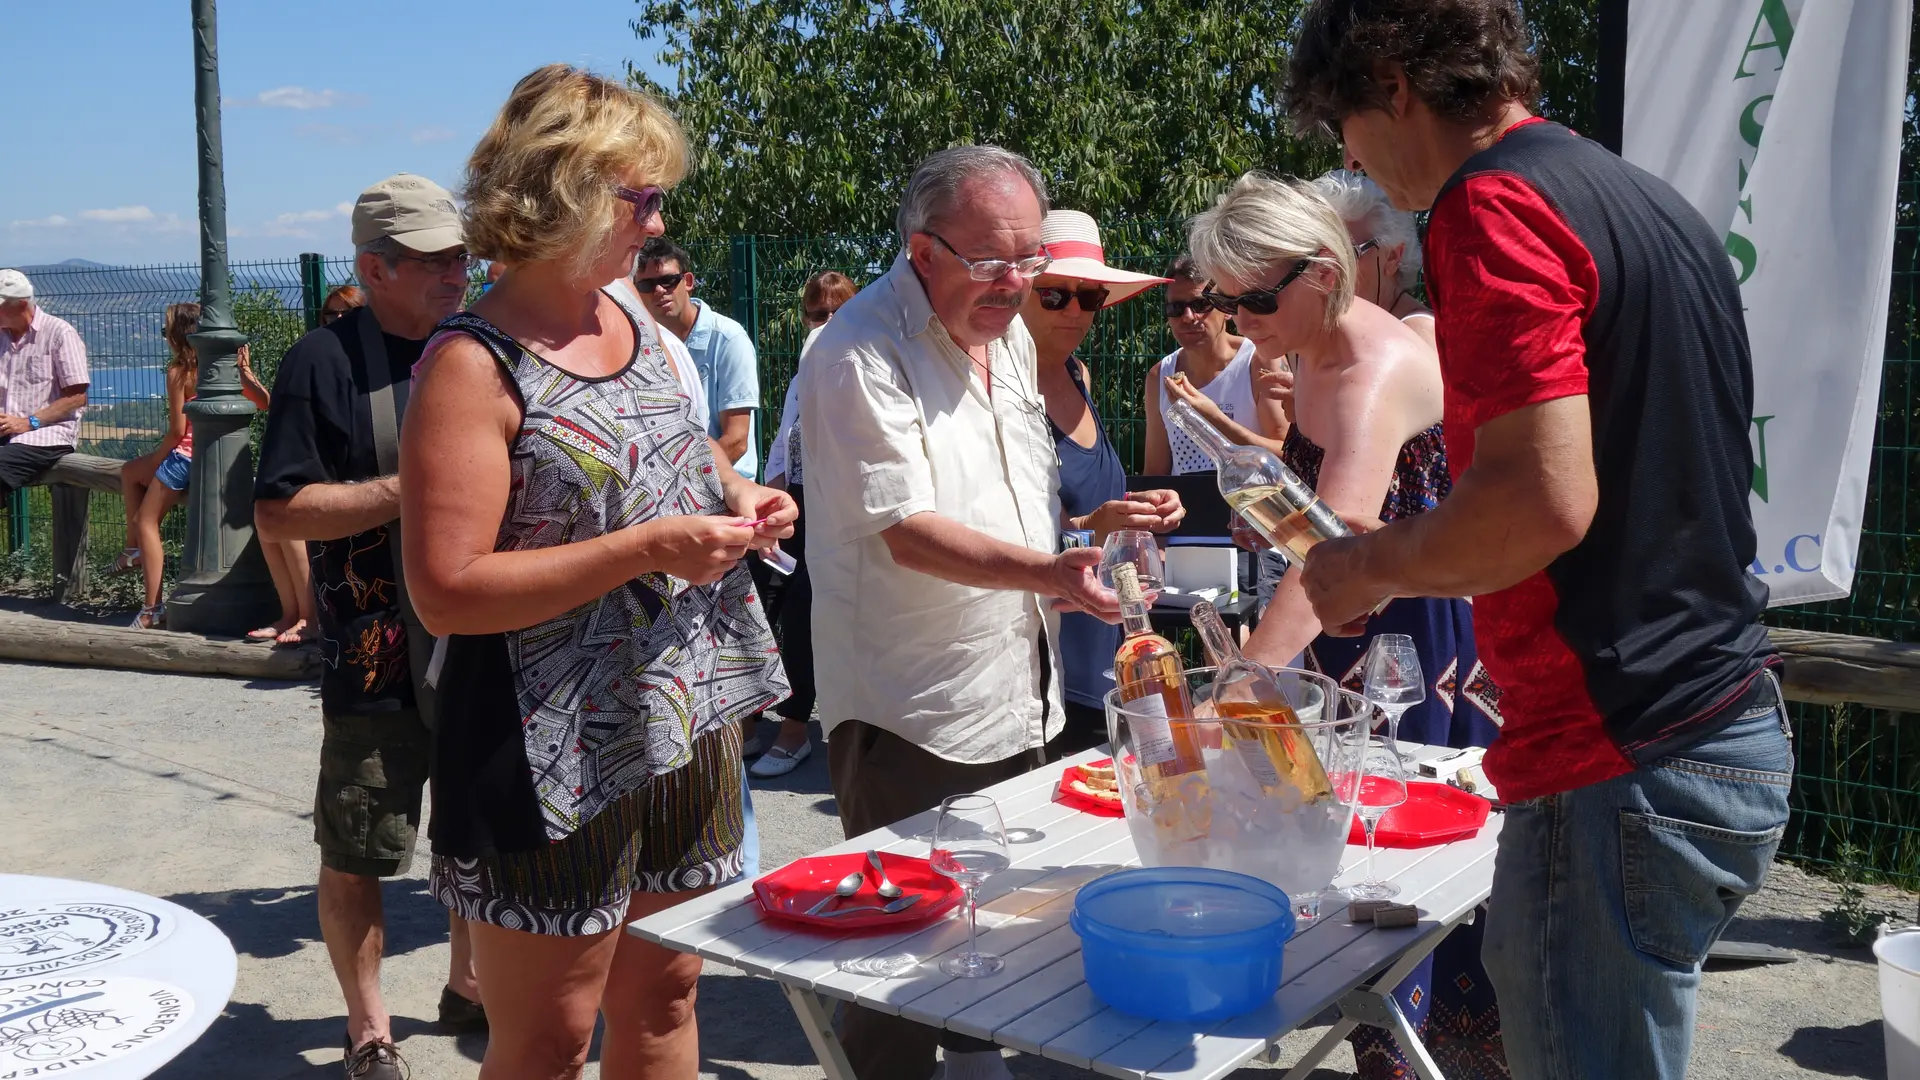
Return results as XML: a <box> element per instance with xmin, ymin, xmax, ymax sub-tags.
<box><xmin>20</xmin><ymin>453</ymin><xmax>126</xmax><ymax>605</ymax></box>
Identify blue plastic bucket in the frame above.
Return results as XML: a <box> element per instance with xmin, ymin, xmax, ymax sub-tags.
<box><xmin>1070</xmin><ymin>866</ymin><xmax>1294</xmax><ymax>1022</ymax></box>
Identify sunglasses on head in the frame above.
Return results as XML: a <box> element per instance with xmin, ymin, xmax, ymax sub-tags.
<box><xmin>634</xmin><ymin>271</ymin><xmax>689</xmax><ymax>293</ymax></box>
<box><xmin>1035</xmin><ymin>285</ymin><xmax>1109</xmax><ymax>312</ymax></box>
<box><xmin>614</xmin><ymin>184</ymin><xmax>666</xmax><ymax>223</ymax></box>
<box><xmin>1164</xmin><ymin>296</ymin><xmax>1215</xmax><ymax>319</ymax></box>
<box><xmin>1202</xmin><ymin>260</ymin><xmax>1310</xmax><ymax>316</ymax></box>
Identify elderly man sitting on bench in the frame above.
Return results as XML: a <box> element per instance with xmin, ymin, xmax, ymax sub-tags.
<box><xmin>0</xmin><ymin>269</ymin><xmax>90</xmax><ymax>495</ymax></box>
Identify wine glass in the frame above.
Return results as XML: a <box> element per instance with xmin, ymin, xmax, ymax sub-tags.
<box><xmin>931</xmin><ymin>794</ymin><xmax>1012</xmax><ymax>978</ymax></box>
<box><xmin>1347</xmin><ymin>745</ymin><xmax>1408</xmax><ymax>901</ymax></box>
<box><xmin>1099</xmin><ymin>529</ymin><xmax>1164</xmax><ymax>603</ymax></box>
<box><xmin>1363</xmin><ymin>634</ymin><xmax>1424</xmax><ymax>761</ymax></box>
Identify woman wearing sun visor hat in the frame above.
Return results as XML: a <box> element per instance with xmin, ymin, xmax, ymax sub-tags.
<box><xmin>1019</xmin><ymin>209</ymin><xmax>1187</xmax><ymax>750</ymax></box>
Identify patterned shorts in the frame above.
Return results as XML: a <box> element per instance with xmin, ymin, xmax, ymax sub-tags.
<box><xmin>430</xmin><ymin>722</ymin><xmax>745</xmax><ymax>936</ymax></box>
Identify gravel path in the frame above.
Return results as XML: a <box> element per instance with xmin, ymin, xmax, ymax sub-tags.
<box><xmin>0</xmin><ymin>659</ymin><xmax>1898</xmax><ymax>1079</ymax></box>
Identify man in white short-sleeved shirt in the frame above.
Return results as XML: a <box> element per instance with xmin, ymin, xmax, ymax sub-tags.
<box><xmin>799</xmin><ymin>145</ymin><xmax>1119</xmax><ymax>1080</ymax></box>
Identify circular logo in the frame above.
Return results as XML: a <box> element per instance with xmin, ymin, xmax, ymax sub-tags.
<box><xmin>0</xmin><ymin>904</ymin><xmax>168</xmax><ymax>980</ymax></box>
<box><xmin>0</xmin><ymin>977</ymin><xmax>194</xmax><ymax>1074</ymax></box>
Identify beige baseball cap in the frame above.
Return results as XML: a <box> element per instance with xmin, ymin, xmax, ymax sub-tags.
<box><xmin>350</xmin><ymin>174</ymin><xmax>464</xmax><ymax>252</ymax></box>
<box><xmin>0</xmin><ymin>269</ymin><xmax>32</xmax><ymax>301</ymax></box>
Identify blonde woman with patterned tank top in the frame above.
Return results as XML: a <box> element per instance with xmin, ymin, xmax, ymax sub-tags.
<box><xmin>401</xmin><ymin>65</ymin><xmax>792</xmax><ymax>1080</ymax></box>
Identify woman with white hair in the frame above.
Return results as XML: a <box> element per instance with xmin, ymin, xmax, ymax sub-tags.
<box><xmin>1187</xmin><ymin>172</ymin><xmax>1507</xmax><ymax>1079</ymax></box>
<box><xmin>1312</xmin><ymin>169</ymin><xmax>1435</xmax><ymax>349</ymax></box>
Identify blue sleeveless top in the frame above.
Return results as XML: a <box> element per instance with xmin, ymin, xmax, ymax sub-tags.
<box><xmin>1049</xmin><ymin>356</ymin><xmax>1127</xmax><ymax>709</ymax></box>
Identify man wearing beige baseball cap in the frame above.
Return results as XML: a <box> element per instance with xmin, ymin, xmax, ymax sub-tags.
<box><xmin>253</xmin><ymin>173</ymin><xmax>478</xmax><ymax>1079</ymax></box>
<box><xmin>0</xmin><ymin>269</ymin><xmax>91</xmax><ymax>496</ymax></box>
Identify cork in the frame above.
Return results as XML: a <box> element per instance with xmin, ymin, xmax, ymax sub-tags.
<box><xmin>1372</xmin><ymin>903</ymin><xmax>1419</xmax><ymax>929</ymax></box>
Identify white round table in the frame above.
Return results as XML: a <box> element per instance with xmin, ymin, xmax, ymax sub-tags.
<box><xmin>0</xmin><ymin>874</ymin><xmax>237</xmax><ymax>1079</ymax></box>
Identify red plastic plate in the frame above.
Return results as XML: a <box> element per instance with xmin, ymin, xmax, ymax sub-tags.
<box><xmin>753</xmin><ymin>852</ymin><xmax>963</xmax><ymax>931</ymax></box>
<box><xmin>1347</xmin><ymin>779</ymin><xmax>1491</xmax><ymax>847</ymax></box>
<box><xmin>1055</xmin><ymin>758</ymin><xmax>1124</xmax><ymax>817</ymax></box>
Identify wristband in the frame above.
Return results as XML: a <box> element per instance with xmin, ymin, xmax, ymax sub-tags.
<box><xmin>27</xmin><ymin>416</ymin><xmax>40</xmax><ymax>431</ymax></box>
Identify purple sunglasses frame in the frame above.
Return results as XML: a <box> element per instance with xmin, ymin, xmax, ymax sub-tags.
<box><xmin>615</xmin><ymin>184</ymin><xmax>666</xmax><ymax>222</ymax></box>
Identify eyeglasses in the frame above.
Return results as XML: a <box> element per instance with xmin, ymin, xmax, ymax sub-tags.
<box><xmin>929</xmin><ymin>233</ymin><xmax>1052</xmax><ymax>282</ymax></box>
<box><xmin>1035</xmin><ymin>285</ymin><xmax>1109</xmax><ymax>312</ymax></box>
<box><xmin>615</xmin><ymin>184</ymin><xmax>666</xmax><ymax>222</ymax></box>
<box><xmin>1202</xmin><ymin>260</ymin><xmax>1310</xmax><ymax>316</ymax></box>
<box><xmin>320</xmin><ymin>306</ymin><xmax>353</xmax><ymax>325</ymax></box>
<box><xmin>1163</xmin><ymin>296</ymin><xmax>1215</xmax><ymax>319</ymax></box>
<box><xmin>635</xmin><ymin>271</ymin><xmax>689</xmax><ymax>293</ymax></box>
<box><xmin>1353</xmin><ymin>238</ymin><xmax>1380</xmax><ymax>257</ymax></box>
<box><xmin>396</xmin><ymin>250</ymin><xmax>476</xmax><ymax>276</ymax></box>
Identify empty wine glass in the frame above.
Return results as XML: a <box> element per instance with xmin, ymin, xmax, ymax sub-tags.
<box><xmin>1363</xmin><ymin>634</ymin><xmax>1424</xmax><ymax>761</ymax></box>
<box><xmin>1348</xmin><ymin>745</ymin><xmax>1409</xmax><ymax>901</ymax></box>
<box><xmin>931</xmin><ymin>794</ymin><xmax>1012</xmax><ymax>978</ymax></box>
<box><xmin>1099</xmin><ymin>529</ymin><xmax>1164</xmax><ymax>603</ymax></box>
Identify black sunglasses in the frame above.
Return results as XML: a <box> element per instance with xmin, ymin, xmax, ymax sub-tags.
<box><xmin>614</xmin><ymin>184</ymin><xmax>666</xmax><ymax>222</ymax></box>
<box><xmin>1035</xmin><ymin>285</ymin><xmax>1109</xmax><ymax>312</ymax></box>
<box><xmin>634</xmin><ymin>271</ymin><xmax>689</xmax><ymax>293</ymax></box>
<box><xmin>1164</xmin><ymin>296</ymin><xmax>1215</xmax><ymax>318</ymax></box>
<box><xmin>1203</xmin><ymin>260</ymin><xmax>1310</xmax><ymax>316</ymax></box>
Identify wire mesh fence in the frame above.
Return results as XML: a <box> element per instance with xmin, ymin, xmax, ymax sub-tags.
<box><xmin>13</xmin><ymin>178</ymin><xmax>1920</xmax><ymax>879</ymax></box>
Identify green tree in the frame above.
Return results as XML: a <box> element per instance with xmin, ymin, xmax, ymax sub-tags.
<box><xmin>630</xmin><ymin>0</ymin><xmax>1338</xmax><ymax>242</ymax></box>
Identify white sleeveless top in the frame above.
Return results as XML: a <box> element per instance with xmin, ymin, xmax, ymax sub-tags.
<box><xmin>1155</xmin><ymin>338</ymin><xmax>1260</xmax><ymax>474</ymax></box>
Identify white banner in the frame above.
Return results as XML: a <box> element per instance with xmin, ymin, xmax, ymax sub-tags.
<box><xmin>1622</xmin><ymin>0</ymin><xmax>1910</xmax><ymax>605</ymax></box>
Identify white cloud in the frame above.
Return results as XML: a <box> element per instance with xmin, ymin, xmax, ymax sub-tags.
<box><xmin>226</xmin><ymin>86</ymin><xmax>367</xmax><ymax>110</ymax></box>
<box><xmin>244</xmin><ymin>201</ymin><xmax>356</xmax><ymax>240</ymax></box>
<box><xmin>80</xmin><ymin>206</ymin><xmax>156</xmax><ymax>223</ymax></box>
<box><xmin>8</xmin><ymin>215</ymin><xmax>69</xmax><ymax>229</ymax></box>
<box><xmin>411</xmin><ymin>126</ymin><xmax>457</xmax><ymax>145</ymax></box>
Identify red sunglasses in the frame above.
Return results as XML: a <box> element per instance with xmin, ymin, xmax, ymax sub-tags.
<box><xmin>614</xmin><ymin>184</ymin><xmax>666</xmax><ymax>222</ymax></box>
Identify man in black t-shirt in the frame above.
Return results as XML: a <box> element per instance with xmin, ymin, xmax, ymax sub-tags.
<box><xmin>254</xmin><ymin>175</ymin><xmax>475</xmax><ymax>1080</ymax></box>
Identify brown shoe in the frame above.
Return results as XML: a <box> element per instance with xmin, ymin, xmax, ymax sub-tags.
<box><xmin>437</xmin><ymin>985</ymin><xmax>488</xmax><ymax>1032</ymax></box>
<box><xmin>344</xmin><ymin>1036</ymin><xmax>408</xmax><ymax>1079</ymax></box>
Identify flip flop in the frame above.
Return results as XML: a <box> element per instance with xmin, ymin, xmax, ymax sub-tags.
<box><xmin>273</xmin><ymin>621</ymin><xmax>310</xmax><ymax>648</ymax></box>
<box><xmin>245</xmin><ymin>626</ymin><xmax>281</xmax><ymax>642</ymax></box>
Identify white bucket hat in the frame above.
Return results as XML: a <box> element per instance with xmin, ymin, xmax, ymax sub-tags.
<box><xmin>0</xmin><ymin>269</ymin><xmax>33</xmax><ymax>302</ymax></box>
<box><xmin>1038</xmin><ymin>210</ymin><xmax>1170</xmax><ymax>307</ymax></box>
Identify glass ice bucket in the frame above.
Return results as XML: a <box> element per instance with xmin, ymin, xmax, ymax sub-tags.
<box><xmin>1102</xmin><ymin>666</ymin><xmax>1370</xmax><ymax>903</ymax></box>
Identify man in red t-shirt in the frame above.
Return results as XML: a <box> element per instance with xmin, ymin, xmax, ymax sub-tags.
<box><xmin>1285</xmin><ymin>2</ymin><xmax>1790</xmax><ymax>1077</ymax></box>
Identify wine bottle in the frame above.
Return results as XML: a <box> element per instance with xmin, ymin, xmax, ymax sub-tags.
<box><xmin>1191</xmin><ymin>601</ymin><xmax>1334</xmax><ymax>802</ymax></box>
<box><xmin>1165</xmin><ymin>398</ymin><xmax>1351</xmax><ymax>561</ymax></box>
<box><xmin>1110</xmin><ymin>563</ymin><xmax>1205</xmax><ymax>778</ymax></box>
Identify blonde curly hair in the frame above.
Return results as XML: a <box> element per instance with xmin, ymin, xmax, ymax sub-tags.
<box><xmin>461</xmin><ymin>64</ymin><xmax>688</xmax><ymax>275</ymax></box>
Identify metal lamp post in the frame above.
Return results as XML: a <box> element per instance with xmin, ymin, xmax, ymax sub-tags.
<box><xmin>167</xmin><ymin>0</ymin><xmax>276</xmax><ymax>633</ymax></box>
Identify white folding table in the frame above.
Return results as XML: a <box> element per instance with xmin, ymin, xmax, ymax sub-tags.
<box><xmin>630</xmin><ymin>745</ymin><xmax>1500</xmax><ymax>1080</ymax></box>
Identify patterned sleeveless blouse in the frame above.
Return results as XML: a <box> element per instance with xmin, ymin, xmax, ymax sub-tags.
<box><xmin>1281</xmin><ymin>422</ymin><xmax>1451</xmax><ymax>522</ymax></box>
<box><xmin>429</xmin><ymin>288</ymin><xmax>787</xmax><ymax>849</ymax></box>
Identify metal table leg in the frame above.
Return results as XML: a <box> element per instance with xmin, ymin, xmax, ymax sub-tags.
<box><xmin>1275</xmin><ymin>909</ymin><xmax>1474</xmax><ymax>1080</ymax></box>
<box><xmin>782</xmin><ymin>982</ymin><xmax>858</xmax><ymax>1080</ymax></box>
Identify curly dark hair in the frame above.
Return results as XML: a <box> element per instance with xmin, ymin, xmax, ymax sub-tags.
<box><xmin>1285</xmin><ymin>0</ymin><xmax>1541</xmax><ymax>140</ymax></box>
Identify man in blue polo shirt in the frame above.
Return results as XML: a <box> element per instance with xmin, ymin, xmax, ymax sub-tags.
<box><xmin>633</xmin><ymin>237</ymin><xmax>761</xmax><ymax>479</ymax></box>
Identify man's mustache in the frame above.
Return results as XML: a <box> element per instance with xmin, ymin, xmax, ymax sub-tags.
<box><xmin>979</xmin><ymin>290</ymin><xmax>1025</xmax><ymax>310</ymax></box>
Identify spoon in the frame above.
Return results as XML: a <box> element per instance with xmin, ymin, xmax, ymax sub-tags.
<box><xmin>818</xmin><ymin>894</ymin><xmax>924</xmax><ymax>918</ymax></box>
<box><xmin>866</xmin><ymin>850</ymin><xmax>904</xmax><ymax>900</ymax></box>
<box><xmin>804</xmin><ymin>871</ymin><xmax>866</xmax><ymax>916</ymax></box>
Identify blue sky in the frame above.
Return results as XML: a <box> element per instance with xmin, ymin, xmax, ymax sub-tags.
<box><xmin>2</xmin><ymin>0</ymin><xmax>672</xmax><ymax>267</ymax></box>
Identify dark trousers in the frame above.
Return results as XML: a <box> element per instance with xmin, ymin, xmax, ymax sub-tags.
<box><xmin>828</xmin><ymin>719</ymin><xmax>1058</xmax><ymax>1079</ymax></box>
<box><xmin>0</xmin><ymin>442</ymin><xmax>70</xmax><ymax>497</ymax></box>
<box><xmin>773</xmin><ymin>484</ymin><xmax>816</xmax><ymax>722</ymax></box>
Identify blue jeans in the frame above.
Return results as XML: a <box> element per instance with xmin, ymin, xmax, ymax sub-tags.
<box><xmin>738</xmin><ymin>760</ymin><xmax>760</xmax><ymax>879</ymax></box>
<box><xmin>1482</xmin><ymin>692</ymin><xmax>1791</xmax><ymax>1079</ymax></box>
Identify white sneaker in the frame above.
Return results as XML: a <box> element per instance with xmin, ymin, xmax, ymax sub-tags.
<box><xmin>748</xmin><ymin>740</ymin><xmax>813</xmax><ymax>778</ymax></box>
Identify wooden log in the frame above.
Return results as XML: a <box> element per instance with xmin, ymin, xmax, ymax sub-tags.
<box><xmin>0</xmin><ymin>608</ymin><xmax>318</xmax><ymax>681</ymax></box>
<box><xmin>1767</xmin><ymin>626</ymin><xmax>1920</xmax><ymax>713</ymax></box>
<box><xmin>48</xmin><ymin>485</ymin><xmax>91</xmax><ymax>605</ymax></box>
